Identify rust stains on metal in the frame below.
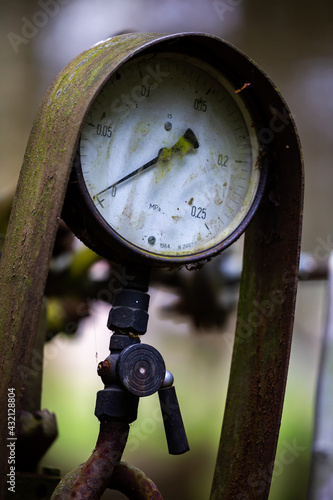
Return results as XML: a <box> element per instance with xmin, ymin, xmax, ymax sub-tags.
<box><xmin>209</xmin><ymin>47</ymin><xmax>304</xmax><ymax>500</ymax></box>
<box><xmin>51</xmin><ymin>420</ymin><xmax>129</xmax><ymax>499</ymax></box>
<box><xmin>0</xmin><ymin>32</ymin><xmax>187</xmax><ymax>497</ymax></box>
<box><xmin>97</xmin><ymin>359</ymin><xmax>110</xmax><ymax>380</ymax></box>
<box><xmin>109</xmin><ymin>462</ymin><xmax>164</xmax><ymax>499</ymax></box>
<box><xmin>50</xmin><ymin>419</ymin><xmax>164</xmax><ymax>499</ymax></box>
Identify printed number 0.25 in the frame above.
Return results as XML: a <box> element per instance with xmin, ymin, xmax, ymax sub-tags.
<box><xmin>191</xmin><ymin>206</ymin><xmax>207</xmax><ymax>219</ymax></box>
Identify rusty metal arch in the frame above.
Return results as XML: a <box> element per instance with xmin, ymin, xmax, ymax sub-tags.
<box><xmin>0</xmin><ymin>32</ymin><xmax>303</xmax><ymax>500</ymax></box>
<box><xmin>210</xmin><ymin>72</ymin><xmax>304</xmax><ymax>498</ymax></box>
<box><xmin>0</xmin><ymin>33</ymin><xmax>173</xmax><ymax>498</ymax></box>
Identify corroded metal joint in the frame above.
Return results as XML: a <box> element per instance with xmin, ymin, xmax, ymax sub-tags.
<box><xmin>97</xmin><ymin>354</ymin><xmax>118</xmax><ymax>386</ymax></box>
<box><xmin>95</xmin><ymin>334</ymin><xmax>141</xmax><ymax>423</ymax></box>
<box><xmin>97</xmin><ymin>359</ymin><xmax>111</xmax><ymax>381</ymax></box>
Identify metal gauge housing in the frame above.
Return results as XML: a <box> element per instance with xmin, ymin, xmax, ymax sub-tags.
<box><xmin>63</xmin><ymin>33</ymin><xmax>267</xmax><ymax>267</ymax></box>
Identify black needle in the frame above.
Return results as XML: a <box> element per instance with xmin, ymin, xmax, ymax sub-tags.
<box><xmin>94</xmin><ymin>128</ymin><xmax>199</xmax><ymax>197</ymax></box>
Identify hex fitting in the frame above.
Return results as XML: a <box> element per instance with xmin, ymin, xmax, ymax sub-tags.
<box><xmin>107</xmin><ymin>289</ymin><xmax>150</xmax><ymax>335</ymax></box>
<box><xmin>95</xmin><ymin>386</ymin><xmax>139</xmax><ymax>423</ymax></box>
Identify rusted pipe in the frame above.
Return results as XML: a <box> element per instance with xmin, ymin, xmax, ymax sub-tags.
<box><xmin>51</xmin><ymin>420</ymin><xmax>129</xmax><ymax>499</ymax></box>
<box><xmin>109</xmin><ymin>462</ymin><xmax>164</xmax><ymax>499</ymax></box>
<box><xmin>50</xmin><ymin>419</ymin><xmax>164</xmax><ymax>499</ymax></box>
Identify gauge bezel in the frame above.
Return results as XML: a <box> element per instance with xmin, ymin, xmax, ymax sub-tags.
<box><xmin>63</xmin><ymin>33</ymin><xmax>268</xmax><ymax>267</ymax></box>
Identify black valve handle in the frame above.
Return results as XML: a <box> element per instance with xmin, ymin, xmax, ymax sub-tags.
<box><xmin>117</xmin><ymin>344</ymin><xmax>165</xmax><ymax>397</ymax></box>
<box><xmin>116</xmin><ymin>341</ymin><xmax>189</xmax><ymax>455</ymax></box>
<box><xmin>158</xmin><ymin>385</ymin><xmax>190</xmax><ymax>455</ymax></box>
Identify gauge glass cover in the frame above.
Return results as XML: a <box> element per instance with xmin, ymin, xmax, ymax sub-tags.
<box><xmin>79</xmin><ymin>53</ymin><xmax>261</xmax><ymax>260</ymax></box>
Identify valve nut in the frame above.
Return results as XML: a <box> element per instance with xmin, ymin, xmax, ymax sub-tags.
<box><xmin>109</xmin><ymin>333</ymin><xmax>140</xmax><ymax>351</ymax></box>
<box><xmin>108</xmin><ymin>306</ymin><xmax>149</xmax><ymax>335</ymax></box>
<box><xmin>95</xmin><ymin>386</ymin><xmax>139</xmax><ymax>423</ymax></box>
<box><xmin>112</xmin><ymin>289</ymin><xmax>150</xmax><ymax>309</ymax></box>
<box><xmin>108</xmin><ymin>289</ymin><xmax>150</xmax><ymax>335</ymax></box>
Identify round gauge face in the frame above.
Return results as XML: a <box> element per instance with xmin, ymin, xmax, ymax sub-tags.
<box><xmin>79</xmin><ymin>52</ymin><xmax>261</xmax><ymax>262</ymax></box>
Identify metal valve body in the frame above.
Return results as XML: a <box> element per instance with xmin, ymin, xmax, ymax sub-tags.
<box><xmin>95</xmin><ymin>269</ymin><xmax>189</xmax><ymax>455</ymax></box>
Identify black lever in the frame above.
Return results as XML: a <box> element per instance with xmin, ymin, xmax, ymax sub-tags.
<box><xmin>116</xmin><ymin>343</ymin><xmax>190</xmax><ymax>455</ymax></box>
<box><xmin>158</xmin><ymin>383</ymin><xmax>190</xmax><ymax>455</ymax></box>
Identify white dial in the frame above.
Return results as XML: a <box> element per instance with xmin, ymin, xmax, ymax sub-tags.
<box><xmin>80</xmin><ymin>52</ymin><xmax>260</xmax><ymax>259</ymax></box>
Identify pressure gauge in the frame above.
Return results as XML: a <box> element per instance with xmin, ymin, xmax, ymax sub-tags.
<box><xmin>63</xmin><ymin>34</ymin><xmax>267</xmax><ymax>267</ymax></box>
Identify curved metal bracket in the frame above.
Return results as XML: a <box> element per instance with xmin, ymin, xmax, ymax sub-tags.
<box><xmin>0</xmin><ymin>33</ymin><xmax>178</xmax><ymax>496</ymax></box>
<box><xmin>210</xmin><ymin>61</ymin><xmax>304</xmax><ymax>498</ymax></box>
<box><xmin>0</xmin><ymin>32</ymin><xmax>303</xmax><ymax>499</ymax></box>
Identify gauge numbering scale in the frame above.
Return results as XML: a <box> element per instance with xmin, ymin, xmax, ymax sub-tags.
<box><xmin>63</xmin><ymin>34</ymin><xmax>266</xmax><ymax>267</ymax></box>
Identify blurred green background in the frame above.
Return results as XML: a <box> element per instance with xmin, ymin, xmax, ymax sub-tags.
<box><xmin>1</xmin><ymin>1</ymin><xmax>333</xmax><ymax>498</ymax></box>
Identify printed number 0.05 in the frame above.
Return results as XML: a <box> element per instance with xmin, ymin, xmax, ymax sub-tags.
<box><xmin>97</xmin><ymin>124</ymin><xmax>112</xmax><ymax>138</ymax></box>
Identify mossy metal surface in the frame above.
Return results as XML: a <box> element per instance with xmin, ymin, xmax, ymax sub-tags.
<box><xmin>0</xmin><ymin>32</ymin><xmax>175</xmax><ymax>498</ymax></box>
<box><xmin>0</xmin><ymin>30</ymin><xmax>304</xmax><ymax>499</ymax></box>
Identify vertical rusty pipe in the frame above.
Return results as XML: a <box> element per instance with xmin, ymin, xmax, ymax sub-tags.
<box><xmin>210</xmin><ymin>111</ymin><xmax>303</xmax><ymax>496</ymax></box>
